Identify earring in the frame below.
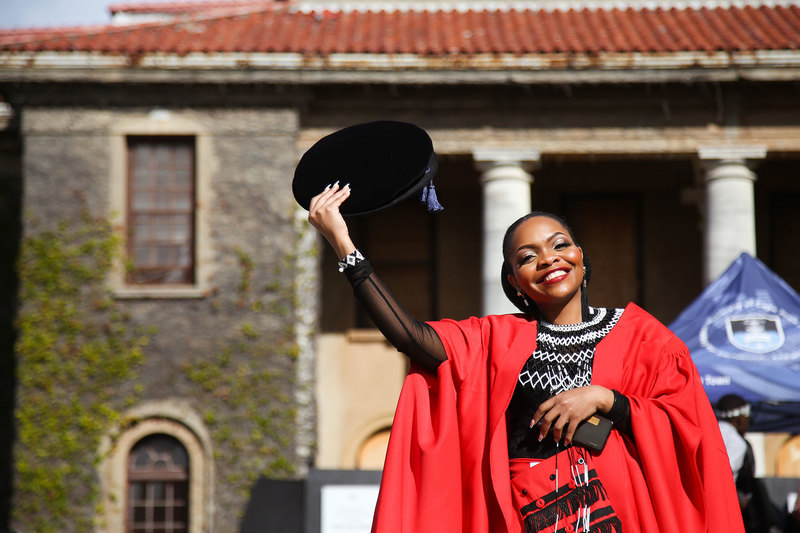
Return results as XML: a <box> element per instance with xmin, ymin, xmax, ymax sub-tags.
<box><xmin>582</xmin><ymin>266</ymin><xmax>587</xmax><ymax>288</ymax></box>
<box><xmin>516</xmin><ymin>291</ymin><xmax>530</xmax><ymax>307</ymax></box>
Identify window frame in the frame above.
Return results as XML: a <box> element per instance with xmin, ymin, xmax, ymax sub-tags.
<box><xmin>109</xmin><ymin>115</ymin><xmax>213</xmax><ymax>299</ymax></box>
<box><xmin>99</xmin><ymin>409</ymin><xmax>213</xmax><ymax>533</ymax></box>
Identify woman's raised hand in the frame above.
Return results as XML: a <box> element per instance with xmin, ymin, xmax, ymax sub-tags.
<box><xmin>529</xmin><ymin>385</ymin><xmax>615</xmax><ymax>445</ymax></box>
<box><xmin>308</xmin><ymin>182</ymin><xmax>356</xmax><ymax>258</ymax></box>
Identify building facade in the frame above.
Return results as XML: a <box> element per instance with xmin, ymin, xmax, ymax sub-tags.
<box><xmin>1</xmin><ymin>0</ymin><xmax>800</xmax><ymax>530</ymax></box>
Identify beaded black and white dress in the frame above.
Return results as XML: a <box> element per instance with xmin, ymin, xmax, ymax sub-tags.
<box><xmin>507</xmin><ymin>307</ymin><xmax>625</xmax><ymax>460</ymax></box>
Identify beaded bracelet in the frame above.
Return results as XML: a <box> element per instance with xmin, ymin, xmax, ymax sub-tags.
<box><xmin>338</xmin><ymin>249</ymin><xmax>365</xmax><ymax>272</ymax></box>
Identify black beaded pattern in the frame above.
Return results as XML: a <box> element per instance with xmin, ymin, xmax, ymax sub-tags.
<box><xmin>338</xmin><ymin>249</ymin><xmax>365</xmax><ymax>272</ymax></box>
<box><xmin>518</xmin><ymin>307</ymin><xmax>624</xmax><ymax>407</ymax></box>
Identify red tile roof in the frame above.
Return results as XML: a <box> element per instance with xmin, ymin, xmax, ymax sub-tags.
<box><xmin>1</xmin><ymin>3</ymin><xmax>798</xmax><ymax>55</ymax></box>
<box><xmin>0</xmin><ymin>26</ymin><xmax>108</xmax><ymax>46</ymax></box>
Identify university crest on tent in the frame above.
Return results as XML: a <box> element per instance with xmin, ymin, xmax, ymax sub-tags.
<box><xmin>669</xmin><ymin>253</ymin><xmax>800</xmax><ymax>432</ymax></box>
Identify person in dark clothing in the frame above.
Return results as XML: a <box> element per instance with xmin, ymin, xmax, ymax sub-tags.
<box><xmin>716</xmin><ymin>394</ymin><xmax>782</xmax><ymax>533</ymax></box>
<box><xmin>785</xmin><ymin>484</ymin><xmax>800</xmax><ymax>533</ymax></box>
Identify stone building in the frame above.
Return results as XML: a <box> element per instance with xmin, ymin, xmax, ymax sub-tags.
<box><xmin>1</xmin><ymin>0</ymin><xmax>800</xmax><ymax>530</ymax></box>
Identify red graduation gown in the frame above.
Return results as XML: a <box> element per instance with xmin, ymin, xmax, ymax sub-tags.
<box><xmin>371</xmin><ymin>303</ymin><xmax>744</xmax><ymax>533</ymax></box>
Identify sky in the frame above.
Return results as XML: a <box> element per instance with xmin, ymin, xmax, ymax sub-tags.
<box><xmin>4</xmin><ymin>0</ymin><xmax>117</xmax><ymax>29</ymax></box>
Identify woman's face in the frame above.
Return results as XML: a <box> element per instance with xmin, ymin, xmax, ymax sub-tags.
<box><xmin>506</xmin><ymin>216</ymin><xmax>584</xmax><ymax>319</ymax></box>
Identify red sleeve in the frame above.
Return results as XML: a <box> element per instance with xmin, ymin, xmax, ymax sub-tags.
<box><xmin>593</xmin><ymin>305</ymin><xmax>745</xmax><ymax>533</ymax></box>
<box><xmin>425</xmin><ymin>316</ymin><xmax>486</xmax><ymax>383</ymax></box>
<box><xmin>630</xmin><ymin>336</ymin><xmax>743</xmax><ymax>532</ymax></box>
<box><xmin>372</xmin><ymin>315</ymin><xmax>527</xmax><ymax>533</ymax></box>
<box><xmin>370</xmin><ymin>363</ymin><xmax>465</xmax><ymax>533</ymax></box>
<box><xmin>372</xmin><ymin>316</ymin><xmax>492</xmax><ymax>533</ymax></box>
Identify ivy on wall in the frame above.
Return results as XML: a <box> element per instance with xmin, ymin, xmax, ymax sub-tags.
<box><xmin>14</xmin><ymin>211</ymin><xmax>303</xmax><ymax>529</ymax></box>
<box><xmin>14</xmin><ymin>212</ymin><xmax>150</xmax><ymax>532</ymax></box>
<box><xmin>184</xmin><ymin>246</ymin><xmax>298</xmax><ymax>505</ymax></box>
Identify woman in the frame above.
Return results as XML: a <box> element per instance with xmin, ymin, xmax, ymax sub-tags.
<box><xmin>308</xmin><ymin>183</ymin><xmax>744</xmax><ymax>533</ymax></box>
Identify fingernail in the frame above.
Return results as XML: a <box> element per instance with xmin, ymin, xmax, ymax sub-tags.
<box><xmin>324</xmin><ymin>183</ymin><xmax>331</xmax><ymax>190</ymax></box>
<box><xmin>333</xmin><ymin>180</ymin><xmax>340</xmax><ymax>187</ymax></box>
<box><xmin>344</xmin><ymin>183</ymin><xmax>350</xmax><ymax>189</ymax></box>
<box><xmin>538</xmin><ymin>433</ymin><xmax>544</xmax><ymax>442</ymax></box>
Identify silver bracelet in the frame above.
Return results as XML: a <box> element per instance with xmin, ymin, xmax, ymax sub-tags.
<box><xmin>338</xmin><ymin>249</ymin><xmax>365</xmax><ymax>272</ymax></box>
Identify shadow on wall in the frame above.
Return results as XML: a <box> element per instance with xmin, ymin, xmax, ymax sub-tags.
<box><xmin>0</xmin><ymin>112</ymin><xmax>22</xmax><ymax>532</ymax></box>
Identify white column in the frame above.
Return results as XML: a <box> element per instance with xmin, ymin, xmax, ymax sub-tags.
<box><xmin>698</xmin><ymin>146</ymin><xmax>766</xmax><ymax>285</ymax></box>
<box><xmin>473</xmin><ymin>148</ymin><xmax>540</xmax><ymax>315</ymax></box>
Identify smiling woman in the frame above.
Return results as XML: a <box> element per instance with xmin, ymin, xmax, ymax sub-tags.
<box><xmin>307</xmin><ymin>181</ymin><xmax>745</xmax><ymax>533</ymax></box>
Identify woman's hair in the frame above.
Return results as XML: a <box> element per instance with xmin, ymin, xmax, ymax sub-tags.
<box><xmin>500</xmin><ymin>211</ymin><xmax>592</xmax><ymax>320</ymax></box>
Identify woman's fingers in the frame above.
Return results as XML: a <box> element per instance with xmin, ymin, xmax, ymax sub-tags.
<box><xmin>530</xmin><ymin>386</ymin><xmax>609</xmax><ymax>444</ymax></box>
<box><xmin>537</xmin><ymin>408</ymin><xmax>578</xmax><ymax>444</ymax></box>
<box><xmin>561</xmin><ymin>418</ymin><xmax>579</xmax><ymax>445</ymax></box>
<box><xmin>307</xmin><ymin>182</ymin><xmax>354</xmax><ymax>257</ymax></box>
<box><xmin>309</xmin><ymin>181</ymin><xmax>343</xmax><ymax>212</ymax></box>
<box><xmin>308</xmin><ymin>182</ymin><xmax>350</xmax><ymax>226</ymax></box>
<box><xmin>329</xmin><ymin>183</ymin><xmax>351</xmax><ymax>208</ymax></box>
<box><xmin>530</xmin><ymin>397</ymin><xmax>554</xmax><ymax>429</ymax></box>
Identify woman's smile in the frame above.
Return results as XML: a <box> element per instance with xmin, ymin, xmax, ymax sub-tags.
<box><xmin>540</xmin><ymin>267</ymin><xmax>572</xmax><ymax>284</ymax></box>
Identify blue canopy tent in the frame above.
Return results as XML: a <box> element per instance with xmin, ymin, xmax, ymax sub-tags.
<box><xmin>669</xmin><ymin>253</ymin><xmax>800</xmax><ymax>432</ymax></box>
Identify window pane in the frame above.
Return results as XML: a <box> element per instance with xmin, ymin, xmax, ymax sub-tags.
<box><xmin>133</xmin><ymin>192</ymin><xmax>153</xmax><ymax>211</ymax></box>
<box><xmin>172</xmin><ymin>195</ymin><xmax>192</xmax><ymax>211</ymax></box>
<box><xmin>177</xmin><ymin>247</ymin><xmax>191</xmax><ymax>267</ymax></box>
<box><xmin>174</xmin><ymin>148</ymin><xmax>191</xmax><ymax>169</ymax></box>
<box><xmin>155</xmin><ymin>222</ymin><xmax>169</xmax><ymax>241</ymax></box>
<box><xmin>133</xmin><ymin>506</ymin><xmax>146</xmax><ymax>522</ymax></box>
<box><xmin>173</xmin><ymin>503</ymin><xmax>188</xmax><ymax>521</ymax></box>
<box><xmin>174</xmin><ymin>482</ymin><xmax>188</xmax><ymax>499</ymax></box>
<box><xmin>156</xmin><ymin>191</ymin><xmax>169</xmax><ymax>209</ymax></box>
<box><xmin>174</xmin><ymin>169</ymin><xmax>191</xmax><ymax>187</ymax></box>
<box><xmin>154</xmin><ymin>506</ymin><xmax>166</xmax><ymax>521</ymax></box>
<box><xmin>151</xmin><ymin>482</ymin><xmax>165</xmax><ymax>500</ymax></box>
<box><xmin>131</xmin><ymin>482</ymin><xmax>145</xmax><ymax>500</ymax></box>
<box><xmin>172</xmin><ymin>223</ymin><xmax>189</xmax><ymax>243</ymax></box>
<box><xmin>155</xmin><ymin>145</ymin><xmax>170</xmax><ymax>167</ymax></box>
<box><xmin>134</xmin><ymin>222</ymin><xmax>150</xmax><ymax>242</ymax></box>
<box><xmin>155</xmin><ymin>246</ymin><xmax>170</xmax><ymax>264</ymax></box>
<box><xmin>134</xmin><ymin>246</ymin><xmax>151</xmax><ymax>266</ymax></box>
<box><xmin>134</xmin><ymin>168</ymin><xmax>151</xmax><ymax>187</ymax></box>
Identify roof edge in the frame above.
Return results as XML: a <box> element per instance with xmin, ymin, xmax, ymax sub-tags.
<box><xmin>2</xmin><ymin>51</ymin><xmax>800</xmax><ymax>83</ymax></box>
<box><xmin>291</xmin><ymin>0</ymin><xmax>800</xmax><ymax>13</ymax></box>
<box><xmin>3</xmin><ymin>49</ymin><xmax>800</xmax><ymax>72</ymax></box>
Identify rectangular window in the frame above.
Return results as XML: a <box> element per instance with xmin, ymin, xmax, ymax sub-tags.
<box><xmin>127</xmin><ymin>137</ymin><xmax>195</xmax><ymax>285</ymax></box>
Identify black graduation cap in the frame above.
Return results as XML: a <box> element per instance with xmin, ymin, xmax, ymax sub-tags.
<box><xmin>292</xmin><ymin>120</ymin><xmax>442</xmax><ymax>216</ymax></box>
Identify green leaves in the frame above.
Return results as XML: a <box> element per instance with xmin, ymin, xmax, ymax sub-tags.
<box><xmin>14</xmin><ymin>213</ymin><xmax>147</xmax><ymax>532</ymax></box>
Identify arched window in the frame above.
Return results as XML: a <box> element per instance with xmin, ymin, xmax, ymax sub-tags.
<box><xmin>777</xmin><ymin>435</ymin><xmax>800</xmax><ymax>476</ymax></box>
<box><xmin>356</xmin><ymin>427</ymin><xmax>392</xmax><ymax>470</ymax></box>
<box><xmin>128</xmin><ymin>433</ymin><xmax>190</xmax><ymax>533</ymax></box>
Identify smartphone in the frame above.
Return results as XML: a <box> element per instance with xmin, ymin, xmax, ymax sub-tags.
<box><xmin>572</xmin><ymin>414</ymin><xmax>614</xmax><ymax>452</ymax></box>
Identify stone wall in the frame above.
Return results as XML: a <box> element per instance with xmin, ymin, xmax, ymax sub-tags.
<box><xmin>13</xmin><ymin>104</ymin><xmax>308</xmax><ymax>532</ymax></box>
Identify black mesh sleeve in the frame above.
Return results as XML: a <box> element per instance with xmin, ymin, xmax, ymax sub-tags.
<box><xmin>343</xmin><ymin>260</ymin><xmax>446</xmax><ymax>372</ymax></box>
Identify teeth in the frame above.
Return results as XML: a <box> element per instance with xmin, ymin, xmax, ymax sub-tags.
<box><xmin>544</xmin><ymin>270</ymin><xmax>567</xmax><ymax>282</ymax></box>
